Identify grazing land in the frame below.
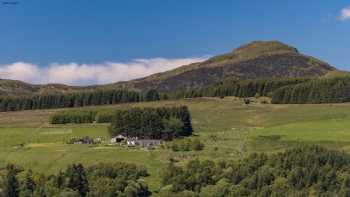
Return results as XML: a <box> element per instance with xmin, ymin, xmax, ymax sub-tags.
<box><xmin>1</xmin><ymin>97</ymin><xmax>350</xmax><ymax>191</ymax></box>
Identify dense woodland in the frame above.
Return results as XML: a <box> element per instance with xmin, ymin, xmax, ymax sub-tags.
<box><xmin>52</xmin><ymin>106</ymin><xmax>194</xmax><ymax>140</ymax></box>
<box><xmin>4</xmin><ymin>76</ymin><xmax>350</xmax><ymax>112</ymax></box>
<box><xmin>109</xmin><ymin>106</ymin><xmax>193</xmax><ymax>140</ymax></box>
<box><xmin>2</xmin><ymin>146</ymin><xmax>350</xmax><ymax>196</ymax></box>
<box><xmin>179</xmin><ymin>76</ymin><xmax>350</xmax><ymax>104</ymax></box>
<box><xmin>172</xmin><ymin>78</ymin><xmax>310</xmax><ymax>99</ymax></box>
<box><xmin>0</xmin><ymin>89</ymin><xmax>161</xmax><ymax>112</ymax></box>
<box><xmin>159</xmin><ymin>145</ymin><xmax>350</xmax><ymax>197</ymax></box>
<box><xmin>50</xmin><ymin>111</ymin><xmax>98</xmax><ymax>124</ymax></box>
<box><xmin>50</xmin><ymin>109</ymin><xmax>118</xmax><ymax>124</ymax></box>
<box><xmin>0</xmin><ymin>77</ymin><xmax>314</xmax><ymax>112</ymax></box>
<box><xmin>271</xmin><ymin>77</ymin><xmax>350</xmax><ymax>104</ymax></box>
<box><xmin>0</xmin><ymin>162</ymin><xmax>150</xmax><ymax>197</ymax></box>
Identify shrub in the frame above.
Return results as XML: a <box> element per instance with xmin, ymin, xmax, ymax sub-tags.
<box><xmin>170</xmin><ymin>138</ymin><xmax>204</xmax><ymax>152</ymax></box>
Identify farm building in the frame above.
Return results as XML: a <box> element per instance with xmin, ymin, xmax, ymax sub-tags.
<box><xmin>126</xmin><ymin>137</ymin><xmax>138</xmax><ymax>146</ymax></box>
<box><xmin>110</xmin><ymin>135</ymin><xmax>163</xmax><ymax>149</ymax></box>
<box><xmin>110</xmin><ymin>135</ymin><xmax>127</xmax><ymax>144</ymax></box>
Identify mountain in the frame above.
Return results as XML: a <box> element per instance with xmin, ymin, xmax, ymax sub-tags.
<box><xmin>0</xmin><ymin>41</ymin><xmax>338</xmax><ymax>96</ymax></box>
<box><xmin>125</xmin><ymin>41</ymin><xmax>336</xmax><ymax>91</ymax></box>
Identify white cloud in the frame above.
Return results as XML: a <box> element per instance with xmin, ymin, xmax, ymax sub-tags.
<box><xmin>0</xmin><ymin>57</ymin><xmax>208</xmax><ymax>86</ymax></box>
<box><xmin>339</xmin><ymin>6</ymin><xmax>350</xmax><ymax>21</ymax></box>
<box><xmin>0</xmin><ymin>62</ymin><xmax>41</xmax><ymax>83</ymax></box>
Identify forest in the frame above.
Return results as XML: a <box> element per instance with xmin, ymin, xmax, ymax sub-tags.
<box><xmin>0</xmin><ymin>89</ymin><xmax>162</xmax><ymax>112</ymax></box>
<box><xmin>0</xmin><ymin>77</ymin><xmax>314</xmax><ymax>112</ymax></box>
<box><xmin>109</xmin><ymin>106</ymin><xmax>193</xmax><ymax>140</ymax></box>
<box><xmin>271</xmin><ymin>77</ymin><xmax>350</xmax><ymax>104</ymax></box>
<box><xmin>0</xmin><ymin>162</ymin><xmax>150</xmax><ymax>197</ymax></box>
<box><xmin>159</xmin><ymin>145</ymin><xmax>350</xmax><ymax>197</ymax></box>
<box><xmin>180</xmin><ymin>76</ymin><xmax>350</xmax><ymax>104</ymax></box>
<box><xmin>172</xmin><ymin>78</ymin><xmax>310</xmax><ymax>99</ymax></box>
<box><xmin>50</xmin><ymin>110</ymin><xmax>98</xmax><ymax>124</ymax></box>
<box><xmin>2</xmin><ymin>145</ymin><xmax>350</xmax><ymax>197</ymax></box>
<box><xmin>3</xmin><ymin>76</ymin><xmax>350</xmax><ymax>112</ymax></box>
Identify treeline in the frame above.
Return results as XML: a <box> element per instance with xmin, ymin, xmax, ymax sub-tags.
<box><xmin>6</xmin><ymin>76</ymin><xmax>349</xmax><ymax>112</ymax></box>
<box><xmin>0</xmin><ymin>78</ymin><xmax>313</xmax><ymax>112</ymax></box>
<box><xmin>109</xmin><ymin>106</ymin><xmax>193</xmax><ymax>140</ymax></box>
<box><xmin>271</xmin><ymin>77</ymin><xmax>350</xmax><ymax>104</ymax></box>
<box><xmin>159</xmin><ymin>145</ymin><xmax>350</xmax><ymax>196</ymax></box>
<box><xmin>50</xmin><ymin>110</ymin><xmax>97</xmax><ymax>124</ymax></box>
<box><xmin>50</xmin><ymin>109</ymin><xmax>115</xmax><ymax>124</ymax></box>
<box><xmin>170</xmin><ymin>78</ymin><xmax>310</xmax><ymax>99</ymax></box>
<box><xmin>0</xmin><ymin>89</ymin><xmax>163</xmax><ymax>112</ymax></box>
<box><xmin>0</xmin><ymin>162</ymin><xmax>150</xmax><ymax>197</ymax></box>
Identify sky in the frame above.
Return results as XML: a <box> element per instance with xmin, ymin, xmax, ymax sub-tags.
<box><xmin>0</xmin><ymin>0</ymin><xmax>350</xmax><ymax>85</ymax></box>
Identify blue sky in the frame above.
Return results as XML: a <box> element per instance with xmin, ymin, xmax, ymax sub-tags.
<box><xmin>0</xmin><ymin>0</ymin><xmax>349</xmax><ymax>85</ymax></box>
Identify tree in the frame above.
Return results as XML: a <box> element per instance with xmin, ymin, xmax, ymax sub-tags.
<box><xmin>33</xmin><ymin>175</ymin><xmax>46</xmax><ymax>197</ymax></box>
<box><xmin>20</xmin><ymin>170</ymin><xmax>36</xmax><ymax>197</ymax></box>
<box><xmin>0</xmin><ymin>171</ymin><xmax>7</xmax><ymax>197</ymax></box>
<box><xmin>58</xmin><ymin>189</ymin><xmax>80</xmax><ymax>197</ymax></box>
<box><xmin>5</xmin><ymin>164</ymin><xmax>20</xmax><ymax>197</ymax></box>
<box><xmin>109</xmin><ymin>106</ymin><xmax>193</xmax><ymax>139</ymax></box>
<box><xmin>162</xmin><ymin>118</ymin><xmax>183</xmax><ymax>140</ymax></box>
<box><xmin>66</xmin><ymin>164</ymin><xmax>89</xmax><ymax>197</ymax></box>
<box><xmin>124</xmin><ymin>180</ymin><xmax>151</xmax><ymax>197</ymax></box>
<box><xmin>86</xmin><ymin>178</ymin><xmax>118</xmax><ymax>197</ymax></box>
<box><xmin>199</xmin><ymin>179</ymin><xmax>230</xmax><ymax>197</ymax></box>
<box><xmin>144</xmin><ymin>89</ymin><xmax>160</xmax><ymax>101</ymax></box>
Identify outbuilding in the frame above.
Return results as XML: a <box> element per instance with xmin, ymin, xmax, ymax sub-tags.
<box><xmin>110</xmin><ymin>135</ymin><xmax>127</xmax><ymax>144</ymax></box>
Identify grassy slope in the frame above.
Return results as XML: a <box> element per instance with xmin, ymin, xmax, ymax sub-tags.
<box><xmin>2</xmin><ymin>98</ymin><xmax>350</xmax><ymax>191</ymax></box>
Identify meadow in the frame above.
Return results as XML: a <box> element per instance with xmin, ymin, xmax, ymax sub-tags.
<box><xmin>2</xmin><ymin>97</ymin><xmax>350</xmax><ymax>191</ymax></box>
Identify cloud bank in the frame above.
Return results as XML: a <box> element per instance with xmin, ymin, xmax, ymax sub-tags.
<box><xmin>339</xmin><ymin>6</ymin><xmax>350</xmax><ymax>21</ymax></box>
<box><xmin>0</xmin><ymin>57</ymin><xmax>207</xmax><ymax>86</ymax></box>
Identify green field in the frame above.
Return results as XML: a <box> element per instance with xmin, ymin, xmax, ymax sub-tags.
<box><xmin>2</xmin><ymin>97</ymin><xmax>350</xmax><ymax>191</ymax></box>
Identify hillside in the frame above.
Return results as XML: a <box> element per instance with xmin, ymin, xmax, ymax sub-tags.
<box><xmin>127</xmin><ymin>41</ymin><xmax>336</xmax><ymax>91</ymax></box>
<box><xmin>0</xmin><ymin>41</ymin><xmax>337</xmax><ymax>97</ymax></box>
<box><xmin>0</xmin><ymin>79</ymin><xmax>91</xmax><ymax>97</ymax></box>
<box><xmin>3</xmin><ymin>97</ymin><xmax>350</xmax><ymax>193</ymax></box>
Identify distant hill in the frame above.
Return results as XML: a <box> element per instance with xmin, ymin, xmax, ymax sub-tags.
<box><xmin>124</xmin><ymin>41</ymin><xmax>336</xmax><ymax>91</ymax></box>
<box><xmin>0</xmin><ymin>40</ymin><xmax>338</xmax><ymax>96</ymax></box>
<box><xmin>0</xmin><ymin>79</ymin><xmax>91</xmax><ymax>97</ymax></box>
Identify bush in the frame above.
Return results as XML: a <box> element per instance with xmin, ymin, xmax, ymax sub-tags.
<box><xmin>170</xmin><ymin>138</ymin><xmax>204</xmax><ymax>152</ymax></box>
<box><xmin>192</xmin><ymin>139</ymin><xmax>204</xmax><ymax>151</ymax></box>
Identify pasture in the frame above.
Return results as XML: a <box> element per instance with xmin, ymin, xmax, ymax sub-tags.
<box><xmin>1</xmin><ymin>97</ymin><xmax>350</xmax><ymax>190</ymax></box>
